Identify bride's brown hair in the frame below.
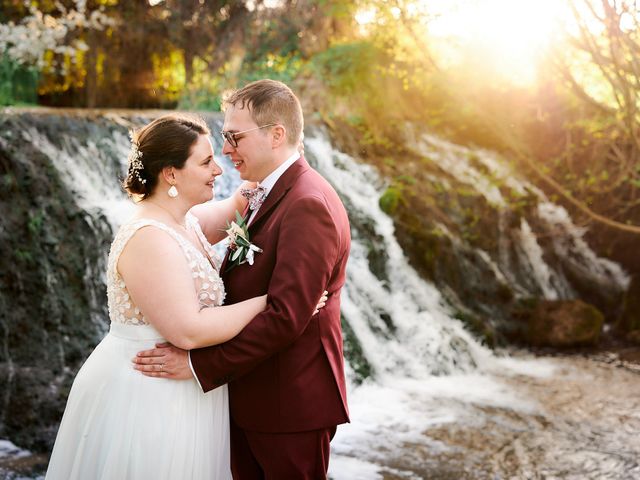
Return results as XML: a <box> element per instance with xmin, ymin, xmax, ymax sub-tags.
<box><xmin>123</xmin><ymin>113</ymin><xmax>210</xmax><ymax>199</ymax></box>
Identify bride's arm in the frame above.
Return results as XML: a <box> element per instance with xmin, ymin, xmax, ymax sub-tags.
<box><xmin>190</xmin><ymin>181</ymin><xmax>255</xmax><ymax>244</ymax></box>
<box><xmin>118</xmin><ymin>226</ymin><xmax>265</xmax><ymax>350</ymax></box>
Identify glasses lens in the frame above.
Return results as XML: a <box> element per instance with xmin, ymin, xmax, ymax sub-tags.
<box><xmin>221</xmin><ymin>131</ymin><xmax>237</xmax><ymax>148</ymax></box>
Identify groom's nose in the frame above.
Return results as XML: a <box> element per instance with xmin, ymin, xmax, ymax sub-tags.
<box><xmin>222</xmin><ymin>139</ymin><xmax>235</xmax><ymax>155</ymax></box>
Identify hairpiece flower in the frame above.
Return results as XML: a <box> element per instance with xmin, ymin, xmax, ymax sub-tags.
<box><xmin>128</xmin><ymin>130</ymin><xmax>146</xmax><ymax>185</ymax></box>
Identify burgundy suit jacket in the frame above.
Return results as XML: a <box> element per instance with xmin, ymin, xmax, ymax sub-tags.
<box><xmin>190</xmin><ymin>157</ymin><xmax>351</xmax><ymax>433</ymax></box>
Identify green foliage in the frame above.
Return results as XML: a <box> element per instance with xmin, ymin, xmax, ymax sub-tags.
<box><xmin>0</xmin><ymin>54</ymin><xmax>38</xmax><ymax>106</ymax></box>
<box><xmin>309</xmin><ymin>40</ymin><xmax>418</xmax><ymax>151</ymax></box>
<box><xmin>28</xmin><ymin>209</ymin><xmax>45</xmax><ymax>236</ymax></box>
<box><xmin>14</xmin><ymin>248</ymin><xmax>34</xmax><ymax>264</ymax></box>
<box><xmin>383</xmin><ymin>156</ymin><xmax>395</xmax><ymax>168</ymax></box>
<box><xmin>310</xmin><ymin>41</ymin><xmax>381</xmax><ymax>96</ymax></box>
<box><xmin>150</xmin><ymin>49</ymin><xmax>186</xmax><ymax>105</ymax></box>
<box><xmin>379</xmin><ymin>185</ymin><xmax>403</xmax><ymax>214</ymax></box>
<box><xmin>341</xmin><ymin>314</ymin><xmax>372</xmax><ymax>383</ymax></box>
<box><xmin>395</xmin><ymin>174</ymin><xmax>416</xmax><ymax>186</ymax></box>
<box><xmin>178</xmin><ymin>88</ymin><xmax>223</xmax><ymax>112</ymax></box>
<box><xmin>177</xmin><ymin>57</ymin><xmax>224</xmax><ymax>111</ymax></box>
<box><xmin>237</xmin><ymin>52</ymin><xmax>304</xmax><ymax>87</ymax></box>
<box><xmin>180</xmin><ymin>45</ymin><xmax>305</xmax><ymax>110</ymax></box>
<box><xmin>2</xmin><ymin>172</ymin><xmax>15</xmax><ymax>188</ymax></box>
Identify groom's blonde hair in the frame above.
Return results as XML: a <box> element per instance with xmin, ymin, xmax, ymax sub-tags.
<box><xmin>224</xmin><ymin>79</ymin><xmax>303</xmax><ymax>147</ymax></box>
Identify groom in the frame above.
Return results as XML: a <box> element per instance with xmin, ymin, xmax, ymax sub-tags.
<box><xmin>135</xmin><ymin>79</ymin><xmax>351</xmax><ymax>478</ymax></box>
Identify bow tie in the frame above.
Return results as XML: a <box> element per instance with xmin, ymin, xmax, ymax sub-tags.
<box><xmin>241</xmin><ymin>185</ymin><xmax>268</xmax><ymax>211</ymax></box>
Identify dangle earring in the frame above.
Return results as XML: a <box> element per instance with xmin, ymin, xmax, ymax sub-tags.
<box><xmin>168</xmin><ymin>185</ymin><xmax>179</xmax><ymax>198</ymax></box>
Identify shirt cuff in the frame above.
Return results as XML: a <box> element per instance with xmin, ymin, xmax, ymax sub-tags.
<box><xmin>188</xmin><ymin>351</ymin><xmax>205</xmax><ymax>393</ymax></box>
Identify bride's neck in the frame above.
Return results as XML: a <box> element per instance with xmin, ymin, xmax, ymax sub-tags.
<box><xmin>141</xmin><ymin>192</ymin><xmax>190</xmax><ymax>228</ymax></box>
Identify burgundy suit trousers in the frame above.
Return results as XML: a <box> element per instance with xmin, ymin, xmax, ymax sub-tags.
<box><xmin>230</xmin><ymin>418</ymin><xmax>336</xmax><ymax>480</ymax></box>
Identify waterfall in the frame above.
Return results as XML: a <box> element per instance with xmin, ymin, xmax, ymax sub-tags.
<box><xmin>305</xmin><ymin>132</ymin><xmax>492</xmax><ymax>380</ymax></box>
<box><xmin>306</xmin><ymin>129</ymin><xmax>632</xmax><ymax>478</ymax></box>
<box><xmin>303</xmin><ymin>131</ymin><xmax>558</xmax><ymax>478</ymax></box>
<box><xmin>411</xmin><ymin>132</ymin><xmax>630</xmax><ymax>301</ymax></box>
<box><xmin>0</xmin><ymin>110</ymin><xmax>634</xmax><ymax>479</ymax></box>
<box><xmin>34</xmin><ymin>116</ymin><xmax>493</xmax><ymax>383</ymax></box>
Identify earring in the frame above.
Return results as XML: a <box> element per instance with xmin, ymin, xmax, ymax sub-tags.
<box><xmin>168</xmin><ymin>185</ymin><xmax>179</xmax><ymax>198</ymax></box>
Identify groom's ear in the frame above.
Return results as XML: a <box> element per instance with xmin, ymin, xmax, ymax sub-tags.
<box><xmin>271</xmin><ymin>125</ymin><xmax>287</xmax><ymax>149</ymax></box>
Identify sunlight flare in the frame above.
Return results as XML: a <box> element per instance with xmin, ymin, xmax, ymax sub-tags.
<box><xmin>428</xmin><ymin>0</ymin><xmax>570</xmax><ymax>84</ymax></box>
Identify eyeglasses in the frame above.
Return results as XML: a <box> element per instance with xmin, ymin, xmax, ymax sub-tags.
<box><xmin>220</xmin><ymin>124</ymin><xmax>278</xmax><ymax>148</ymax></box>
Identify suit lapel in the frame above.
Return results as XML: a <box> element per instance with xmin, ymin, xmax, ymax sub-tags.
<box><xmin>248</xmin><ymin>157</ymin><xmax>309</xmax><ymax>230</ymax></box>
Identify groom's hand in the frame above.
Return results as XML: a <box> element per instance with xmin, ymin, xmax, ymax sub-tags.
<box><xmin>132</xmin><ymin>342</ymin><xmax>193</xmax><ymax>380</ymax></box>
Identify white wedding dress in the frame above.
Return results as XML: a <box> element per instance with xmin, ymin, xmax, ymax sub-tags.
<box><xmin>45</xmin><ymin>214</ymin><xmax>231</xmax><ymax>480</ymax></box>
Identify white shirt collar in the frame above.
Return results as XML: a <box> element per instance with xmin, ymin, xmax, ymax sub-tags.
<box><xmin>258</xmin><ymin>151</ymin><xmax>300</xmax><ymax>194</ymax></box>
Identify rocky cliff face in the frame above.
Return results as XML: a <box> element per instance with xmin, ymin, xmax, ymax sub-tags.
<box><xmin>0</xmin><ymin>111</ymin><xmax>122</xmax><ymax>450</ymax></box>
<box><xmin>329</xmin><ymin>123</ymin><xmax>631</xmax><ymax>347</ymax></box>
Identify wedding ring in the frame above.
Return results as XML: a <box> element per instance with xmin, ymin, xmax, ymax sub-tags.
<box><xmin>160</xmin><ymin>363</ymin><xmax>164</xmax><ymax>372</ymax></box>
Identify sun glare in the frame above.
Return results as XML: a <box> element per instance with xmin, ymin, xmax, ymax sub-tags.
<box><xmin>428</xmin><ymin>0</ymin><xmax>570</xmax><ymax>85</ymax></box>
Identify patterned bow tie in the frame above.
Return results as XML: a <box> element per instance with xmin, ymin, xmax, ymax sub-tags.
<box><xmin>241</xmin><ymin>185</ymin><xmax>268</xmax><ymax>211</ymax></box>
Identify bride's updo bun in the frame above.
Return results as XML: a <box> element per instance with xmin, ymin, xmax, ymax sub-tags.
<box><xmin>123</xmin><ymin>113</ymin><xmax>211</xmax><ymax>199</ymax></box>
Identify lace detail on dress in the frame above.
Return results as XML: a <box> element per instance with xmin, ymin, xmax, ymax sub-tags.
<box><xmin>107</xmin><ymin>216</ymin><xmax>226</xmax><ymax>326</ymax></box>
<box><xmin>186</xmin><ymin>212</ymin><xmax>223</xmax><ymax>271</ymax></box>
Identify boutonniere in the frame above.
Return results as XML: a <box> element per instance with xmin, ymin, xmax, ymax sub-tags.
<box><xmin>224</xmin><ymin>211</ymin><xmax>263</xmax><ymax>270</ymax></box>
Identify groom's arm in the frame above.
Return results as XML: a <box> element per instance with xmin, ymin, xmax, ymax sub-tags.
<box><xmin>190</xmin><ymin>194</ymin><xmax>342</xmax><ymax>392</ymax></box>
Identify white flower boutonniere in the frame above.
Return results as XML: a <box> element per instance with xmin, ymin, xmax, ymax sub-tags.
<box><xmin>224</xmin><ymin>211</ymin><xmax>263</xmax><ymax>270</ymax></box>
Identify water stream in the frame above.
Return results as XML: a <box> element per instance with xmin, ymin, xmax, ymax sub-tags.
<box><xmin>0</xmin><ymin>111</ymin><xmax>637</xmax><ymax>479</ymax></box>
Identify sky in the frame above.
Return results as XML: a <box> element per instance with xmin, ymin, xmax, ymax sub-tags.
<box><xmin>356</xmin><ymin>0</ymin><xmax>577</xmax><ymax>86</ymax></box>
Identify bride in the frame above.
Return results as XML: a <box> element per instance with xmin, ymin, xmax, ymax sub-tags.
<box><xmin>45</xmin><ymin>114</ymin><xmax>325</xmax><ymax>479</ymax></box>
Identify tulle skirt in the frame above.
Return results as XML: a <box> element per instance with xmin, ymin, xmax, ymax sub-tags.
<box><xmin>45</xmin><ymin>322</ymin><xmax>231</xmax><ymax>480</ymax></box>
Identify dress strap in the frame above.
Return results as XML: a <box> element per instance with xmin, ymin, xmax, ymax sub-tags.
<box><xmin>107</xmin><ymin>218</ymin><xmax>194</xmax><ymax>280</ymax></box>
<box><xmin>186</xmin><ymin>212</ymin><xmax>222</xmax><ymax>270</ymax></box>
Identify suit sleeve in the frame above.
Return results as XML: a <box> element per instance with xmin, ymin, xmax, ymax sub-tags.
<box><xmin>190</xmin><ymin>194</ymin><xmax>341</xmax><ymax>392</ymax></box>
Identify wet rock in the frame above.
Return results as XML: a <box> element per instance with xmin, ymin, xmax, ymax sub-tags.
<box><xmin>627</xmin><ymin>330</ymin><xmax>640</xmax><ymax>345</ymax></box>
<box><xmin>340</xmin><ymin>315</ymin><xmax>373</xmax><ymax>384</ymax></box>
<box><xmin>618</xmin><ymin>274</ymin><xmax>640</xmax><ymax>344</ymax></box>
<box><xmin>527</xmin><ymin>299</ymin><xmax>604</xmax><ymax>347</ymax></box>
<box><xmin>0</xmin><ymin>113</ymin><xmax>117</xmax><ymax>452</ymax></box>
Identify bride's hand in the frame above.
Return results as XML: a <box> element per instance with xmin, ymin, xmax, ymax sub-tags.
<box><xmin>313</xmin><ymin>290</ymin><xmax>329</xmax><ymax>315</ymax></box>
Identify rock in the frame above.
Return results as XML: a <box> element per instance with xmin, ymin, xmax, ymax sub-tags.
<box><xmin>0</xmin><ymin>112</ymin><xmax>119</xmax><ymax>452</ymax></box>
<box><xmin>618</xmin><ymin>274</ymin><xmax>640</xmax><ymax>342</ymax></box>
<box><xmin>527</xmin><ymin>300</ymin><xmax>604</xmax><ymax>347</ymax></box>
<box><xmin>627</xmin><ymin>330</ymin><xmax>640</xmax><ymax>345</ymax></box>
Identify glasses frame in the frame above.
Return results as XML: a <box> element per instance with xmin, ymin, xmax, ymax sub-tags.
<box><xmin>220</xmin><ymin>123</ymin><xmax>278</xmax><ymax>148</ymax></box>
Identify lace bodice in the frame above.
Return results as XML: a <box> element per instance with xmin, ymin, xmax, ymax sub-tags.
<box><xmin>107</xmin><ymin>213</ymin><xmax>225</xmax><ymax>326</ymax></box>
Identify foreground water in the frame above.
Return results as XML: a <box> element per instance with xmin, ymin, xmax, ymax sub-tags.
<box><xmin>327</xmin><ymin>352</ymin><xmax>640</xmax><ymax>480</ymax></box>
<box><xmin>2</xmin><ymin>352</ymin><xmax>638</xmax><ymax>479</ymax></box>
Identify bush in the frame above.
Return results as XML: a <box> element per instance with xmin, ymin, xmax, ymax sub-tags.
<box><xmin>0</xmin><ymin>54</ymin><xmax>38</xmax><ymax>106</ymax></box>
<box><xmin>379</xmin><ymin>186</ymin><xmax>403</xmax><ymax>214</ymax></box>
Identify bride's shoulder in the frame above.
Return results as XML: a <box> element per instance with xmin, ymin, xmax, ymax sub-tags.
<box><xmin>114</xmin><ymin>213</ymin><xmax>181</xmax><ymax>251</ymax></box>
<box><xmin>131</xmin><ymin>222</ymin><xmax>179</xmax><ymax>247</ymax></box>
<box><xmin>116</xmin><ymin>221</ymin><xmax>185</xmax><ymax>269</ymax></box>
<box><xmin>108</xmin><ymin>216</ymin><xmax>185</xmax><ymax>277</ymax></box>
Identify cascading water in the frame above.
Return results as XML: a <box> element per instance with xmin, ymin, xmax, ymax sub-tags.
<box><xmin>411</xmin><ymin>132</ymin><xmax>629</xmax><ymax>302</ymax></box>
<box><xmin>309</xmin><ymin>131</ymin><xmax>638</xmax><ymax>479</ymax></box>
<box><xmin>304</xmin><ymin>132</ymin><xmax>493</xmax><ymax>380</ymax></box>
<box><xmin>0</xmin><ymin>111</ymin><xmax>638</xmax><ymax>480</ymax></box>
